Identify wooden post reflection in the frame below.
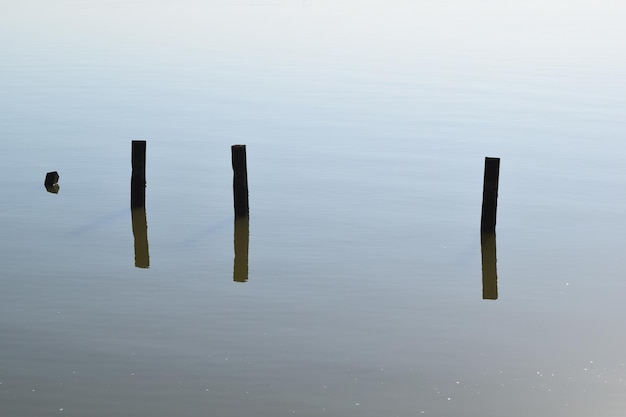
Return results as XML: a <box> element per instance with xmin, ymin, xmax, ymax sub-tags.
<box><xmin>233</xmin><ymin>216</ymin><xmax>249</xmax><ymax>282</ymax></box>
<box><xmin>131</xmin><ymin>207</ymin><xmax>150</xmax><ymax>269</ymax></box>
<box><xmin>481</xmin><ymin>233</ymin><xmax>498</xmax><ymax>300</ymax></box>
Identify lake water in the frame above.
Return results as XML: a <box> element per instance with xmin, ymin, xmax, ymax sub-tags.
<box><xmin>1</xmin><ymin>1</ymin><xmax>626</xmax><ymax>416</ymax></box>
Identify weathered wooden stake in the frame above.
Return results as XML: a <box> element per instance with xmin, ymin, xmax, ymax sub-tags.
<box><xmin>481</xmin><ymin>232</ymin><xmax>498</xmax><ymax>300</ymax></box>
<box><xmin>231</xmin><ymin>145</ymin><xmax>249</xmax><ymax>217</ymax></box>
<box><xmin>480</xmin><ymin>157</ymin><xmax>500</xmax><ymax>233</ymax></box>
<box><xmin>131</xmin><ymin>140</ymin><xmax>146</xmax><ymax>209</ymax></box>
<box><xmin>233</xmin><ymin>216</ymin><xmax>249</xmax><ymax>283</ymax></box>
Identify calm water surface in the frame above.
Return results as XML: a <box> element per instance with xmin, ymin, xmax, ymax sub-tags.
<box><xmin>1</xmin><ymin>1</ymin><xmax>626</xmax><ymax>416</ymax></box>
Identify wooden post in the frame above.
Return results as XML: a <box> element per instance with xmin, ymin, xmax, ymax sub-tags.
<box><xmin>131</xmin><ymin>140</ymin><xmax>146</xmax><ymax>209</ymax></box>
<box><xmin>233</xmin><ymin>216</ymin><xmax>249</xmax><ymax>282</ymax></box>
<box><xmin>481</xmin><ymin>233</ymin><xmax>498</xmax><ymax>300</ymax></box>
<box><xmin>480</xmin><ymin>157</ymin><xmax>500</xmax><ymax>233</ymax></box>
<box><xmin>231</xmin><ymin>145</ymin><xmax>249</xmax><ymax>217</ymax></box>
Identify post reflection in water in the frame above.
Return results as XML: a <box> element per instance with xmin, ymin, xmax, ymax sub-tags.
<box><xmin>233</xmin><ymin>216</ymin><xmax>249</xmax><ymax>282</ymax></box>
<box><xmin>131</xmin><ymin>207</ymin><xmax>150</xmax><ymax>269</ymax></box>
<box><xmin>481</xmin><ymin>233</ymin><xmax>498</xmax><ymax>300</ymax></box>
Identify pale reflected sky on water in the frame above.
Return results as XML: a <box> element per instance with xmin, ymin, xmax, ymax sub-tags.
<box><xmin>3</xmin><ymin>0</ymin><xmax>625</xmax><ymax>145</ymax></box>
<box><xmin>1</xmin><ymin>1</ymin><xmax>626</xmax><ymax>416</ymax></box>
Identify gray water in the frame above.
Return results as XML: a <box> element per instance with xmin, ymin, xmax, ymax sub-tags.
<box><xmin>2</xmin><ymin>1</ymin><xmax>626</xmax><ymax>416</ymax></box>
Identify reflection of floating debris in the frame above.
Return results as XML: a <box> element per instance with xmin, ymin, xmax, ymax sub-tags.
<box><xmin>45</xmin><ymin>171</ymin><xmax>60</xmax><ymax>194</ymax></box>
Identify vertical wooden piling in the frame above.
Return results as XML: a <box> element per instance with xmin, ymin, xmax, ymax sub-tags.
<box><xmin>481</xmin><ymin>233</ymin><xmax>498</xmax><ymax>300</ymax></box>
<box><xmin>233</xmin><ymin>216</ymin><xmax>249</xmax><ymax>282</ymax></box>
<box><xmin>231</xmin><ymin>145</ymin><xmax>249</xmax><ymax>217</ymax></box>
<box><xmin>131</xmin><ymin>140</ymin><xmax>146</xmax><ymax>209</ymax></box>
<box><xmin>480</xmin><ymin>157</ymin><xmax>500</xmax><ymax>233</ymax></box>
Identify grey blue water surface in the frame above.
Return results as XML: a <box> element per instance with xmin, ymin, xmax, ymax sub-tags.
<box><xmin>1</xmin><ymin>1</ymin><xmax>626</xmax><ymax>416</ymax></box>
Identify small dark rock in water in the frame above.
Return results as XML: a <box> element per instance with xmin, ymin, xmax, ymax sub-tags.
<box><xmin>45</xmin><ymin>171</ymin><xmax>60</xmax><ymax>193</ymax></box>
<box><xmin>45</xmin><ymin>171</ymin><xmax>59</xmax><ymax>187</ymax></box>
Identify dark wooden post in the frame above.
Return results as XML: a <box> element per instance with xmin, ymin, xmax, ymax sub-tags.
<box><xmin>480</xmin><ymin>157</ymin><xmax>500</xmax><ymax>233</ymax></box>
<box><xmin>233</xmin><ymin>216</ymin><xmax>249</xmax><ymax>282</ymax></box>
<box><xmin>481</xmin><ymin>233</ymin><xmax>498</xmax><ymax>300</ymax></box>
<box><xmin>131</xmin><ymin>140</ymin><xmax>146</xmax><ymax>209</ymax></box>
<box><xmin>231</xmin><ymin>145</ymin><xmax>249</xmax><ymax>217</ymax></box>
